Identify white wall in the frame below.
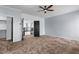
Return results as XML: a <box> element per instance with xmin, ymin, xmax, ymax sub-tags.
<box><xmin>45</xmin><ymin>10</ymin><xmax>79</xmax><ymax>40</ymax></box>
<box><xmin>6</xmin><ymin>17</ymin><xmax>12</xmax><ymax>40</ymax></box>
<box><xmin>21</xmin><ymin>14</ymin><xmax>45</xmax><ymax>35</ymax></box>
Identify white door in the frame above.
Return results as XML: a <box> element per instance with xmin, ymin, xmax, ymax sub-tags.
<box><xmin>13</xmin><ymin>17</ymin><xmax>22</xmax><ymax>42</ymax></box>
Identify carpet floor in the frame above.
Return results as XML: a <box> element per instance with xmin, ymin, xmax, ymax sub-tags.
<box><xmin>0</xmin><ymin>35</ymin><xmax>79</xmax><ymax>54</ymax></box>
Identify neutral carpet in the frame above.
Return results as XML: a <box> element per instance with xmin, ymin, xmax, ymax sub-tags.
<box><xmin>0</xmin><ymin>35</ymin><xmax>79</xmax><ymax>54</ymax></box>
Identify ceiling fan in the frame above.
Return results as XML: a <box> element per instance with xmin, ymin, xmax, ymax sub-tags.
<box><xmin>39</xmin><ymin>5</ymin><xmax>54</xmax><ymax>13</ymax></box>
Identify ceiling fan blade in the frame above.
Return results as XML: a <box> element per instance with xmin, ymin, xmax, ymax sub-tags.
<box><xmin>47</xmin><ymin>9</ymin><xmax>54</xmax><ymax>11</ymax></box>
<box><xmin>39</xmin><ymin>6</ymin><xmax>44</xmax><ymax>10</ymax></box>
<box><xmin>47</xmin><ymin>5</ymin><xmax>53</xmax><ymax>9</ymax></box>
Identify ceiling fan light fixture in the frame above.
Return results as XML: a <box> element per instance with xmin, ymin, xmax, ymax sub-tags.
<box><xmin>44</xmin><ymin>10</ymin><xmax>47</xmax><ymax>11</ymax></box>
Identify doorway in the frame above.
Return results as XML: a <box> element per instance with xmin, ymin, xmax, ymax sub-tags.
<box><xmin>22</xmin><ymin>19</ymin><xmax>40</xmax><ymax>37</ymax></box>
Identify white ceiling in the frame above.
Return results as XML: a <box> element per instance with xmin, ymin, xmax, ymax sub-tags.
<box><xmin>3</xmin><ymin>5</ymin><xmax>79</xmax><ymax>18</ymax></box>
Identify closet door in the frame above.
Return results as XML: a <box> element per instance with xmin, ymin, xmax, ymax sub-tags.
<box><xmin>34</xmin><ymin>21</ymin><xmax>40</xmax><ymax>37</ymax></box>
<box><xmin>6</xmin><ymin>17</ymin><xmax>13</xmax><ymax>41</ymax></box>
